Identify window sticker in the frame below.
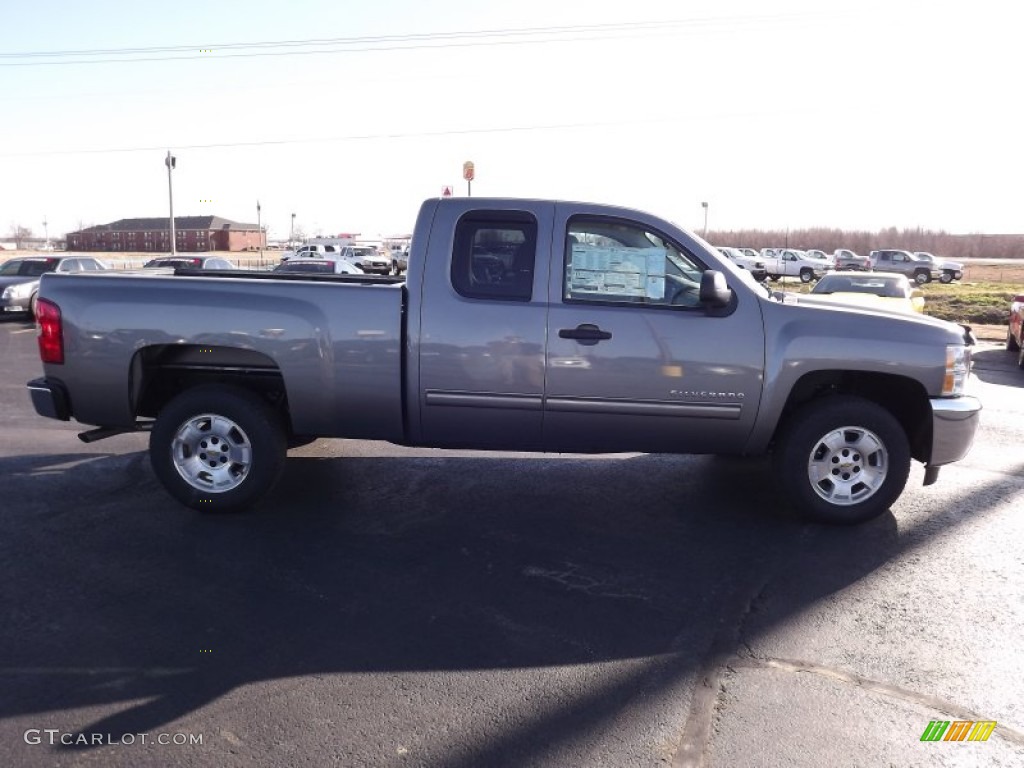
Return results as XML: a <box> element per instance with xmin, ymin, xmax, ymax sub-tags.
<box><xmin>568</xmin><ymin>244</ymin><xmax>667</xmax><ymax>300</ymax></box>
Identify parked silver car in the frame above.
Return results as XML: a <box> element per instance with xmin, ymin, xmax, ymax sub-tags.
<box><xmin>1</xmin><ymin>255</ymin><xmax>108</xmax><ymax>317</ymax></box>
<box><xmin>272</xmin><ymin>259</ymin><xmax>365</xmax><ymax>275</ymax></box>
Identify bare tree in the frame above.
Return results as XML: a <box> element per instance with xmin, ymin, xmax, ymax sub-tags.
<box><xmin>8</xmin><ymin>224</ymin><xmax>32</xmax><ymax>249</ymax></box>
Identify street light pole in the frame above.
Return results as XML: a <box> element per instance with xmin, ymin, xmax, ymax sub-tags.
<box><xmin>165</xmin><ymin>151</ymin><xmax>177</xmax><ymax>256</ymax></box>
<box><xmin>43</xmin><ymin>216</ymin><xmax>49</xmax><ymax>249</ymax></box>
<box><xmin>257</xmin><ymin>200</ymin><xmax>263</xmax><ymax>262</ymax></box>
<box><xmin>701</xmin><ymin>201</ymin><xmax>709</xmax><ymax>238</ymax></box>
<box><xmin>290</xmin><ymin>213</ymin><xmax>296</xmax><ymax>245</ymax></box>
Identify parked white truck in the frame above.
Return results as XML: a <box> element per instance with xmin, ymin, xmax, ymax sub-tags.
<box><xmin>760</xmin><ymin>248</ymin><xmax>832</xmax><ymax>283</ymax></box>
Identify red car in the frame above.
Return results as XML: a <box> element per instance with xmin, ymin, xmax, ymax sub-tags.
<box><xmin>1006</xmin><ymin>293</ymin><xmax>1024</xmax><ymax>365</ymax></box>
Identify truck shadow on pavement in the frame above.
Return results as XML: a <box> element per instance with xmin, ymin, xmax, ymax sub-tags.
<box><xmin>0</xmin><ymin>449</ymin><xmax>1016</xmax><ymax>765</ymax></box>
<box><xmin>970</xmin><ymin>345</ymin><xmax>1024</xmax><ymax>387</ymax></box>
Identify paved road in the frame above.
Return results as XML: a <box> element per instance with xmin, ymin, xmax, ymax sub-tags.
<box><xmin>1</xmin><ymin>317</ymin><xmax>1021</xmax><ymax>767</ymax></box>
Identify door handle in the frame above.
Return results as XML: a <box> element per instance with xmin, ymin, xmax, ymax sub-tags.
<box><xmin>558</xmin><ymin>323</ymin><xmax>612</xmax><ymax>346</ymax></box>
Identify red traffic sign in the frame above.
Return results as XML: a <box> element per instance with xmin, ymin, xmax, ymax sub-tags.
<box><xmin>462</xmin><ymin>161</ymin><xmax>475</xmax><ymax>182</ymax></box>
<box><xmin>441</xmin><ymin>186</ymin><xmax>453</xmax><ymax>197</ymax></box>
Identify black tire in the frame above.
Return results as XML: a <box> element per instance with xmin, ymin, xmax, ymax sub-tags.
<box><xmin>939</xmin><ymin>272</ymin><xmax>954</xmax><ymax>284</ymax></box>
<box><xmin>772</xmin><ymin>395</ymin><xmax>911</xmax><ymax>525</ymax></box>
<box><xmin>914</xmin><ymin>270</ymin><xmax>930</xmax><ymax>285</ymax></box>
<box><xmin>769</xmin><ymin>274</ymin><xmax>780</xmax><ymax>282</ymax></box>
<box><xmin>1007</xmin><ymin>328</ymin><xmax>1020</xmax><ymax>352</ymax></box>
<box><xmin>1018</xmin><ymin>343</ymin><xmax>1024</xmax><ymax>370</ymax></box>
<box><xmin>799</xmin><ymin>269</ymin><xmax>813</xmax><ymax>283</ymax></box>
<box><xmin>29</xmin><ymin>292</ymin><xmax>38</xmax><ymax>319</ymax></box>
<box><xmin>150</xmin><ymin>384</ymin><xmax>287</xmax><ymax>513</ymax></box>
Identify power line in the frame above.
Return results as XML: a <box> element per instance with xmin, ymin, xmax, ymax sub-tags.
<box><xmin>0</xmin><ymin>117</ymin><xmax>677</xmax><ymax>158</ymax></box>
<box><xmin>0</xmin><ymin>13</ymin><xmax>836</xmax><ymax>66</ymax></box>
<box><xmin>0</xmin><ymin>106</ymin><xmax>814</xmax><ymax>159</ymax></box>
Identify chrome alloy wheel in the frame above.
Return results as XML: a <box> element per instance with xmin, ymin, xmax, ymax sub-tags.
<box><xmin>171</xmin><ymin>414</ymin><xmax>253</xmax><ymax>493</ymax></box>
<box><xmin>806</xmin><ymin>425</ymin><xmax>888</xmax><ymax>506</ymax></box>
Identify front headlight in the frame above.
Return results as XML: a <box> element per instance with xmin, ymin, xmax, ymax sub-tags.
<box><xmin>3</xmin><ymin>283</ymin><xmax>32</xmax><ymax>300</ymax></box>
<box><xmin>942</xmin><ymin>345</ymin><xmax>971</xmax><ymax>396</ymax></box>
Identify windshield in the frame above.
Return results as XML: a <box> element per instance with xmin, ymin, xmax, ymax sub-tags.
<box><xmin>275</xmin><ymin>261</ymin><xmax>334</xmax><ymax>273</ymax></box>
<box><xmin>813</xmin><ymin>275</ymin><xmax>908</xmax><ymax>297</ymax></box>
<box><xmin>143</xmin><ymin>258</ymin><xmax>202</xmax><ymax>268</ymax></box>
<box><xmin>1</xmin><ymin>259</ymin><xmax>57</xmax><ymax>276</ymax></box>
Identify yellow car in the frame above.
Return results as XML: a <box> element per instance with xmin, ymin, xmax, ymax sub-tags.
<box><xmin>807</xmin><ymin>271</ymin><xmax>925</xmax><ymax>314</ymax></box>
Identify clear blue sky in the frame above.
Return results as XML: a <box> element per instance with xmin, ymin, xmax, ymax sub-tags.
<box><xmin>2</xmin><ymin>0</ymin><xmax>1021</xmax><ymax>241</ymax></box>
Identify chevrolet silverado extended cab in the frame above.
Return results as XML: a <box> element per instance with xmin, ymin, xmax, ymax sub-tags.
<box><xmin>27</xmin><ymin>197</ymin><xmax>981</xmax><ymax>524</ymax></box>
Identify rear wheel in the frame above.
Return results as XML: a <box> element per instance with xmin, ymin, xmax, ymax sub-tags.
<box><xmin>773</xmin><ymin>396</ymin><xmax>910</xmax><ymax>525</ymax></box>
<box><xmin>150</xmin><ymin>385</ymin><xmax>287</xmax><ymax>512</ymax></box>
<box><xmin>1007</xmin><ymin>327</ymin><xmax>1020</xmax><ymax>352</ymax></box>
<box><xmin>29</xmin><ymin>292</ymin><xmax>39</xmax><ymax>319</ymax></box>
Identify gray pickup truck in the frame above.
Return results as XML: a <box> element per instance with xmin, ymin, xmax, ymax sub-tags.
<box><xmin>869</xmin><ymin>250</ymin><xmax>941</xmax><ymax>285</ymax></box>
<box><xmin>27</xmin><ymin>197</ymin><xmax>981</xmax><ymax>524</ymax></box>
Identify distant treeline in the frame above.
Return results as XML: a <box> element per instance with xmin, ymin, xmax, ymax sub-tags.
<box><xmin>707</xmin><ymin>228</ymin><xmax>1024</xmax><ymax>260</ymax></box>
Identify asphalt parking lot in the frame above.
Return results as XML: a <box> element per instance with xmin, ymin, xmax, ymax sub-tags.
<box><xmin>1</xmin><ymin>316</ymin><xmax>1022</xmax><ymax>768</ymax></box>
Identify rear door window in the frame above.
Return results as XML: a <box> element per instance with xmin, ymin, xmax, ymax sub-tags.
<box><xmin>451</xmin><ymin>212</ymin><xmax>537</xmax><ymax>301</ymax></box>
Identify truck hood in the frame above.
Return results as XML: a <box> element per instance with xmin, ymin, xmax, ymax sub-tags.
<box><xmin>794</xmin><ymin>291</ymin><xmax>923</xmax><ymax>315</ymax></box>
<box><xmin>776</xmin><ymin>291</ymin><xmax>966</xmax><ymax>336</ymax></box>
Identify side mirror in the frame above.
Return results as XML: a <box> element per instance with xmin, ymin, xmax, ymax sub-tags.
<box><xmin>699</xmin><ymin>270</ymin><xmax>732</xmax><ymax>308</ymax></box>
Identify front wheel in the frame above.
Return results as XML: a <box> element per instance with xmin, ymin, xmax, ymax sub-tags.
<box><xmin>150</xmin><ymin>385</ymin><xmax>287</xmax><ymax>512</ymax></box>
<box><xmin>939</xmin><ymin>272</ymin><xmax>954</xmax><ymax>284</ymax></box>
<box><xmin>914</xmin><ymin>271</ymin><xmax>930</xmax><ymax>285</ymax></box>
<box><xmin>799</xmin><ymin>268</ymin><xmax>813</xmax><ymax>283</ymax></box>
<box><xmin>772</xmin><ymin>396</ymin><xmax>911</xmax><ymax>525</ymax></box>
<box><xmin>1007</xmin><ymin>327</ymin><xmax>1020</xmax><ymax>352</ymax></box>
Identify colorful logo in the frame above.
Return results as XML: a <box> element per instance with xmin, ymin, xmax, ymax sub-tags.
<box><xmin>920</xmin><ymin>720</ymin><xmax>996</xmax><ymax>742</ymax></box>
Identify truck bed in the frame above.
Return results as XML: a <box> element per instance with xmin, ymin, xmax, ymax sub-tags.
<box><xmin>37</xmin><ymin>270</ymin><xmax>408</xmax><ymax>442</ymax></box>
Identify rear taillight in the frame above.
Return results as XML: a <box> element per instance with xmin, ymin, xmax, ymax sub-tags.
<box><xmin>36</xmin><ymin>298</ymin><xmax>64</xmax><ymax>364</ymax></box>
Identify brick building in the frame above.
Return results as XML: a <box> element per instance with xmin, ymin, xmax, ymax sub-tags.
<box><xmin>66</xmin><ymin>216</ymin><xmax>265</xmax><ymax>252</ymax></box>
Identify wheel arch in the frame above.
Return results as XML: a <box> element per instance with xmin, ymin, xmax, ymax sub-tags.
<box><xmin>770</xmin><ymin>370</ymin><xmax>932</xmax><ymax>463</ymax></box>
<box><xmin>131</xmin><ymin>344</ymin><xmax>297</xmax><ymax>434</ymax></box>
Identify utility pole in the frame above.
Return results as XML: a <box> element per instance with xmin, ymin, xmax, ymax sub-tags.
<box><xmin>165</xmin><ymin>151</ymin><xmax>177</xmax><ymax>256</ymax></box>
<box><xmin>257</xmin><ymin>200</ymin><xmax>263</xmax><ymax>262</ymax></box>
<box><xmin>290</xmin><ymin>212</ymin><xmax>296</xmax><ymax>245</ymax></box>
<box><xmin>701</xmin><ymin>201</ymin><xmax>709</xmax><ymax>238</ymax></box>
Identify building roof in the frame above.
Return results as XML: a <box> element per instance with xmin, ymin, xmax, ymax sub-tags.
<box><xmin>71</xmin><ymin>216</ymin><xmax>259</xmax><ymax>234</ymax></box>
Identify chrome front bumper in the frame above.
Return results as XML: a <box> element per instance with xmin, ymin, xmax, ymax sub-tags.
<box><xmin>928</xmin><ymin>395</ymin><xmax>982</xmax><ymax>467</ymax></box>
